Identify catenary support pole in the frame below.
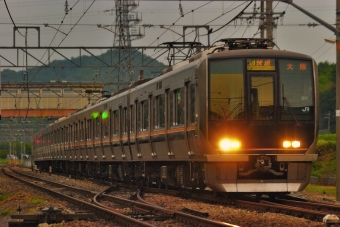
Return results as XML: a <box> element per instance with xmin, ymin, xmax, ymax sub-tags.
<box><xmin>336</xmin><ymin>0</ymin><xmax>340</xmax><ymax>202</ymax></box>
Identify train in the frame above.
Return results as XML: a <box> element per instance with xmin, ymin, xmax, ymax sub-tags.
<box><xmin>32</xmin><ymin>38</ymin><xmax>318</xmax><ymax>197</ymax></box>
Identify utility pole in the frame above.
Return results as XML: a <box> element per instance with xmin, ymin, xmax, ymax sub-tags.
<box><xmin>336</xmin><ymin>0</ymin><xmax>340</xmax><ymax>201</ymax></box>
<box><xmin>260</xmin><ymin>2</ymin><xmax>264</xmax><ymax>39</ymax></box>
<box><xmin>266</xmin><ymin>1</ymin><xmax>273</xmax><ymax>47</ymax></box>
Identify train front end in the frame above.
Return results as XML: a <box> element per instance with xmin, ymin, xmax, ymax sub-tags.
<box><xmin>199</xmin><ymin>45</ymin><xmax>318</xmax><ymax>194</ymax></box>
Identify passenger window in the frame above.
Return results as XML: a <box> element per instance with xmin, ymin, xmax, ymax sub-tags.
<box><xmin>80</xmin><ymin>121</ymin><xmax>84</xmax><ymax>141</ymax></box>
<box><xmin>154</xmin><ymin>94</ymin><xmax>165</xmax><ymax>129</ymax></box>
<box><xmin>102</xmin><ymin>111</ymin><xmax>109</xmax><ymax>138</ymax></box>
<box><xmin>113</xmin><ymin>110</ymin><xmax>119</xmax><ymax>136</ymax></box>
<box><xmin>141</xmin><ymin>100</ymin><xmax>148</xmax><ymax>131</ymax></box>
<box><xmin>174</xmin><ymin>88</ymin><xmax>184</xmax><ymax>125</ymax></box>
<box><xmin>121</xmin><ymin>107</ymin><xmax>128</xmax><ymax>134</ymax></box>
<box><xmin>70</xmin><ymin>125</ymin><xmax>73</xmax><ymax>143</ymax></box>
<box><xmin>130</xmin><ymin>105</ymin><xmax>135</xmax><ymax>134</ymax></box>
<box><xmin>86</xmin><ymin>119</ymin><xmax>92</xmax><ymax>141</ymax></box>
<box><xmin>95</xmin><ymin>117</ymin><xmax>100</xmax><ymax>139</ymax></box>
<box><xmin>190</xmin><ymin>83</ymin><xmax>196</xmax><ymax>123</ymax></box>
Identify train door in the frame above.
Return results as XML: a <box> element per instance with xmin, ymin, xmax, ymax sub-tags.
<box><xmin>247</xmin><ymin>73</ymin><xmax>277</xmax><ymax>149</ymax></box>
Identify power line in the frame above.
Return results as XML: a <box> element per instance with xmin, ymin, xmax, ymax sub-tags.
<box><xmin>3</xmin><ymin>0</ymin><xmax>25</xmax><ymax>37</ymax></box>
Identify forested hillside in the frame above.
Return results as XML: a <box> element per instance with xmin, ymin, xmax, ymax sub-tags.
<box><xmin>1</xmin><ymin>49</ymin><xmax>166</xmax><ymax>84</ymax></box>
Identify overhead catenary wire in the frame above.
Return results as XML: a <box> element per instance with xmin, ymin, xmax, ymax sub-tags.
<box><xmin>29</xmin><ymin>0</ymin><xmax>95</xmax><ymax>83</ymax></box>
<box><xmin>3</xmin><ymin>0</ymin><xmax>25</xmax><ymax>37</ymax></box>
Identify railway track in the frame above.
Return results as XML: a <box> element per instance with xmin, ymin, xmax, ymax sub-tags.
<box><xmin>3</xmin><ymin>167</ymin><xmax>239</xmax><ymax>227</ymax></box>
<box><xmin>140</xmin><ymin>185</ymin><xmax>337</xmax><ymax>223</ymax></box>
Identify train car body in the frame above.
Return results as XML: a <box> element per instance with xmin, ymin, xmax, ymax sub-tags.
<box><xmin>32</xmin><ymin>39</ymin><xmax>318</xmax><ymax>195</ymax></box>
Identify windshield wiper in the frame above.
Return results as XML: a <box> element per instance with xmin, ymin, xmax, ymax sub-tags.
<box><xmin>282</xmin><ymin>85</ymin><xmax>301</xmax><ymax>126</ymax></box>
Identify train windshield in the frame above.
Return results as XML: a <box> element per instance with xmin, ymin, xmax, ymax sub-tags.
<box><xmin>279</xmin><ymin>59</ymin><xmax>314</xmax><ymax>121</ymax></box>
<box><xmin>209</xmin><ymin>58</ymin><xmax>314</xmax><ymax>122</ymax></box>
<box><xmin>209</xmin><ymin>59</ymin><xmax>244</xmax><ymax>121</ymax></box>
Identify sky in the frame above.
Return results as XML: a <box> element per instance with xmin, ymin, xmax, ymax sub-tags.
<box><xmin>0</xmin><ymin>0</ymin><xmax>337</xmax><ymax>72</ymax></box>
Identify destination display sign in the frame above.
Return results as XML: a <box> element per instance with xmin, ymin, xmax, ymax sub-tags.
<box><xmin>247</xmin><ymin>58</ymin><xmax>275</xmax><ymax>71</ymax></box>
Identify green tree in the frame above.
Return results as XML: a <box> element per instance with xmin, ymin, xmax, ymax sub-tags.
<box><xmin>318</xmin><ymin>61</ymin><xmax>336</xmax><ymax>132</ymax></box>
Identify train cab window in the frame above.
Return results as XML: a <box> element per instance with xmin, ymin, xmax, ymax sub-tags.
<box><xmin>141</xmin><ymin>100</ymin><xmax>148</xmax><ymax>131</ymax></box>
<box><xmin>190</xmin><ymin>83</ymin><xmax>196</xmax><ymax>124</ymax></box>
<box><xmin>174</xmin><ymin>88</ymin><xmax>184</xmax><ymax>125</ymax></box>
<box><xmin>250</xmin><ymin>75</ymin><xmax>274</xmax><ymax>121</ymax></box>
<box><xmin>279</xmin><ymin>59</ymin><xmax>314</xmax><ymax>121</ymax></box>
<box><xmin>154</xmin><ymin>94</ymin><xmax>165</xmax><ymax>128</ymax></box>
<box><xmin>209</xmin><ymin>59</ymin><xmax>244</xmax><ymax>121</ymax></box>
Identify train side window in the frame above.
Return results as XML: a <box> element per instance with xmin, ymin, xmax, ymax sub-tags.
<box><xmin>113</xmin><ymin>110</ymin><xmax>119</xmax><ymax>136</ymax></box>
<box><xmin>70</xmin><ymin>125</ymin><xmax>73</xmax><ymax>143</ymax></box>
<box><xmin>155</xmin><ymin>94</ymin><xmax>165</xmax><ymax>128</ymax></box>
<box><xmin>141</xmin><ymin>100</ymin><xmax>148</xmax><ymax>131</ymax></box>
<box><xmin>174</xmin><ymin>88</ymin><xmax>184</xmax><ymax>125</ymax></box>
<box><xmin>95</xmin><ymin>116</ymin><xmax>100</xmax><ymax>139</ymax></box>
<box><xmin>130</xmin><ymin>105</ymin><xmax>135</xmax><ymax>134</ymax></box>
<box><xmin>170</xmin><ymin>91</ymin><xmax>173</xmax><ymax>126</ymax></box>
<box><xmin>75</xmin><ymin>123</ymin><xmax>78</xmax><ymax>142</ymax></box>
<box><xmin>152</xmin><ymin>96</ymin><xmax>156</xmax><ymax>129</ymax></box>
<box><xmin>64</xmin><ymin>127</ymin><xmax>68</xmax><ymax>144</ymax></box>
<box><xmin>190</xmin><ymin>83</ymin><xmax>196</xmax><ymax>124</ymax></box>
<box><xmin>102</xmin><ymin>111</ymin><xmax>109</xmax><ymax>138</ymax></box>
<box><xmin>80</xmin><ymin>121</ymin><xmax>84</xmax><ymax>141</ymax></box>
<box><xmin>137</xmin><ymin>103</ymin><xmax>141</xmax><ymax>132</ymax></box>
<box><xmin>121</xmin><ymin>107</ymin><xmax>128</xmax><ymax>134</ymax></box>
<box><xmin>55</xmin><ymin>129</ymin><xmax>58</xmax><ymax>145</ymax></box>
<box><xmin>86</xmin><ymin>119</ymin><xmax>91</xmax><ymax>141</ymax></box>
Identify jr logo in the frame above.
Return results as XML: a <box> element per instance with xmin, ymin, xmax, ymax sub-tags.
<box><xmin>302</xmin><ymin>107</ymin><xmax>310</xmax><ymax>112</ymax></box>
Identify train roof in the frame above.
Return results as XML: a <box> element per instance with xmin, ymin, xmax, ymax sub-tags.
<box><xmin>208</xmin><ymin>48</ymin><xmax>313</xmax><ymax>60</ymax></box>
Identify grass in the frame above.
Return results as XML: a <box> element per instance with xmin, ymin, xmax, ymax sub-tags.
<box><xmin>26</xmin><ymin>197</ymin><xmax>45</xmax><ymax>206</ymax></box>
<box><xmin>0</xmin><ymin>207</ymin><xmax>13</xmax><ymax>216</ymax></box>
<box><xmin>304</xmin><ymin>184</ymin><xmax>336</xmax><ymax>196</ymax></box>
<box><xmin>0</xmin><ymin>192</ymin><xmax>15</xmax><ymax>202</ymax></box>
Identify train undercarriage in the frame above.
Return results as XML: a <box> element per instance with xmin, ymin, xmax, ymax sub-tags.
<box><xmin>34</xmin><ymin>160</ymin><xmax>206</xmax><ymax>190</ymax></box>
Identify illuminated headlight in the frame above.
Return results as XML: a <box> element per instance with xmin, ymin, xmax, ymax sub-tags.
<box><xmin>283</xmin><ymin>140</ymin><xmax>301</xmax><ymax>148</ymax></box>
<box><xmin>292</xmin><ymin>140</ymin><xmax>300</xmax><ymax>148</ymax></box>
<box><xmin>283</xmin><ymin>141</ymin><xmax>291</xmax><ymax>148</ymax></box>
<box><xmin>219</xmin><ymin>139</ymin><xmax>241</xmax><ymax>151</ymax></box>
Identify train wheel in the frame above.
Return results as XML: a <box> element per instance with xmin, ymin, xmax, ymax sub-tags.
<box><xmin>198</xmin><ymin>182</ymin><xmax>206</xmax><ymax>191</ymax></box>
<box><xmin>157</xmin><ymin>180</ymin><xmax>163</xmax><ymax>189</ymax></box>
<box><xmin>255</xmin><ymin>193</ymin><xmax>263</xmax><ymax>199</ymax></box>
<box><xmin>145</xmin><ymin>178</ymin><xmax>151</xmax><ymax>188</ymax></box>
<box><xmin>268</xmin><ymin>193</ymin><xmax>277</xmax><ymax>200</ymax></box>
